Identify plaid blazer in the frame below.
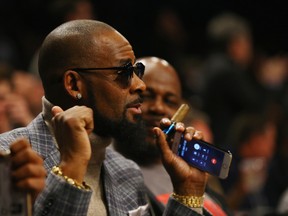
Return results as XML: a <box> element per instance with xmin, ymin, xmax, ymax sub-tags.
<box><xmin>0</xmin><ymin>114</ymin><xmax>206</xmax><ymax>216</ymax></box>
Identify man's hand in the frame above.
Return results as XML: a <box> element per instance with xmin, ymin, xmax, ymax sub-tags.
<box><xmin>51</xmin><ymin>105</ymin><xmax>94</xmax><ymax>183</ymax></box>
<box><xmin>10</xmin><ymin>138</ymin><xmax>46</xmax><ymax>203</ymax></box>
<box><xmin>153</xmin><ymin>118</ymin><xmax>208</xmax><ymax>196</ymax></box>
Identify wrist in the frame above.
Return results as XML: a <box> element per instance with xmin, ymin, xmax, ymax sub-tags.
<box><xmin>52</xmin><ymin>166</ymin><xmax>90</xmax><ymax>191</ymax></box>
<box><xmin>171</xmin><ymin>192</ymin><xmax>204</xmax><ymax>208</ymax></box>
<box><xmin>59</xmin><ymin>160</ymin><xmax>88</xmax><ymax>182</ymax></box>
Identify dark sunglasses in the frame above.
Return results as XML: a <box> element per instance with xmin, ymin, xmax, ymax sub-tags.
<box><xmin>71</xmin><ymin>62</ymin><xmax>145</xmax><ymax>83</ymax></box>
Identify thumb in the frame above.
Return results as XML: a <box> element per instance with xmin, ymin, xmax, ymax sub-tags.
<box><xmin>51</xmin><ymin>106</ymin><xmax>63</xmax><ymax>117</ymax></box>
<box><xmin>153</xmin><ymin>127</ymin><xmax>170</xmax><ymax>155</ymax></box>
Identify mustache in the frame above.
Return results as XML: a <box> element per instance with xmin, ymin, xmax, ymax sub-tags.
<box><xmin>126</xmin><ymin>97</ymin><xmax>144</xmax><ymax>107</ymax></box>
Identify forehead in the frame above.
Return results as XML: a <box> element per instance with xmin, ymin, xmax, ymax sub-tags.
<box><xmin>143</xmin><ymin>61</ymin><xmax>181</xmax><ymax>95</ymax></box>
<box><xmin>92</xmin><ymin>30</ymin><xmax>135</xmax><ymax>65</ymax></box>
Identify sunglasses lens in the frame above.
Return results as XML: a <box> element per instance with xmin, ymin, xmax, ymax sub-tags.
<box><xmin>117</xmin><ymin>63</ymin><xmax>133</xmax><ymax>83</ymax></box>
<box><xmin>117</xmin><ymin>62</ymin><xmax>145</xmax><ymax>86</ymax></box>
<box><xmin>134</xmin><ymin>62</ymin><xmax>145</xmax><ymax>79</ymax></box>
<box><xmin>127</xmin><ymin>64</ymin><xmax>134</xmax><ymax>80</ymax></box>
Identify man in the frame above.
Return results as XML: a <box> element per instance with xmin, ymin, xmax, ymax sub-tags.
<box><xmin>0</xmin><ymin>20</ymin><xmax>209</xmax><ymax>215</ymax></box>
<box><xmin>113</xmin><ymin>56</ymin><xmax>232</xmax><ymax>216</ymax></box>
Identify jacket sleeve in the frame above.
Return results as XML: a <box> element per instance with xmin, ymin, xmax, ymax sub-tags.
<box><xmin>33</xmin><ymin>172</ymin><xmax>92</xmax><ymax>216</ymax></box>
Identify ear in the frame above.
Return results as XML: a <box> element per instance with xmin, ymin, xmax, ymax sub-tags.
<box><xmin>63</xmin><ymin>70</ymin><xmax>83</xmax><ymax>99</ymax></box>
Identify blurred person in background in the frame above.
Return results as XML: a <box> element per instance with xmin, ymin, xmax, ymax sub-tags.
<box><xmin>201</xmin><ymin>12</ymin><xmax>263</xmax><ymax>149</ymax></box>
<box><xmin>0</xmin><ymin>65</ymin><xmax>38</xmax><ymax>133</ymax></box>
<box><xmin>12</xmin><ymin>70</ymin><xmax>44</xmax><ymax>117</ymax></box>
<box><xmin>238</xmin><ymin>51</ymin><xmax>288</xmax><ymax>215</ymax></box>
<box><xmin>151</xmin><ymin>6</ymin><xmax>190</xmax><ymax>70</ymax></box>
<box><xmin>113</xmin><ymin>56</ymin><xmax>233</xmax><ymax>216</ymax></box>
<box><xmin>252</xmin><ymin>51</ymin><xmax>288</xmax><ymax>123</ymax></box>
<box><xmin>222</xmin><ymin>112</ymin><xmax>277</xmax><ymax>215</ymax></box>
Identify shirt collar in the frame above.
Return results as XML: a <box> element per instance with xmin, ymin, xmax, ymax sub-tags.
<box><xmin>41</xmin><ymin>96</ymin><xmax>59</xmax><ymax>148</ymax></box>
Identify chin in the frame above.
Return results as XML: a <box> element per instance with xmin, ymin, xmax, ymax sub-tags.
<box><xmin>128</xmin><ymin>113</ymin><xmax>142</xmax><ymax>124</ymax></box>
<box><xmin>146</xmin><ymin>136</ymin><xmax>156</xmax><ymax>146</ymax></box>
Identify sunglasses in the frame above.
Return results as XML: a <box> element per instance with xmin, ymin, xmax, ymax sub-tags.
<box><xmin>71</xmin><ymin>62</ymin><xmax>145</xmax><ymax>85</ymax></box>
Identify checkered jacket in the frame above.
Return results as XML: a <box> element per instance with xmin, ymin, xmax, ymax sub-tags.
<box><xmin>0</xmin><ymin>113</ymin><xmax>206</xmax><ymax>216</ymax></box>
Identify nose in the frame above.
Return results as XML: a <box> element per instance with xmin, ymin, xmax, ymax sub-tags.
<box><xmin>149</xmin><ymin>96</ymin><xmax>166</xmax><ymax>116</ymax></box>
<box><xmin>130</xmin><ymin>74</ymin><xmax>146</xmax><ymax>93</ymax></box>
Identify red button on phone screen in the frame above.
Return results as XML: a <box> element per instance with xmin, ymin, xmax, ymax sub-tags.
<box><xmin>211</xmin><ymin>158</ymin><xmax>217</xmax><ymax>164</ymax></box>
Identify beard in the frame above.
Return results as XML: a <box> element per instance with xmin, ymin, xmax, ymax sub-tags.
<box><xmin>85</xmin><ymin>83</ymin><xmax>135</xmax><ymax>138</ymax></box>
<box><xmin>94</xmin><ymin>108</ymin><xmax>161</xmax><ymax>165</ymax></box>
<box><xmin>113</xmin><ymin>116</ymin><xmax>161</xmax><ymax>166</ymax></box>
<box><xmin>95</xmin><ymin>110</ymin><xmax>161</xmax><ymax>166</ymax></box>
<box><xmin>85</xmin><ymin>83</ymin><xmax>161</xmax><ymax>165</ymax></box>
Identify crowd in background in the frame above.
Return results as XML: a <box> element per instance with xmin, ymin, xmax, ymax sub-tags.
<box><xmin>1</xmin><ymin>0</ymin><xmax>288</xmax><ymax>215</ymax></box>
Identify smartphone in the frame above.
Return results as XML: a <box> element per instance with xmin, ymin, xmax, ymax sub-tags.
<box><xmin>172</xmin><ymin>133</ymin><xmax>232</xmax><ymax>179</ymax></box>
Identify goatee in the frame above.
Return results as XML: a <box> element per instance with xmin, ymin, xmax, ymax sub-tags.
<box><xmin>113</xmin><ymin>117</ymin><xmax>161</xmax><ymax>166</ymax></box>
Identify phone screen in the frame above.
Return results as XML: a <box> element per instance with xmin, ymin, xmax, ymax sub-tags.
<box><xmin>174</xmin><ymin>135</ymin><xmax>232</xmax><ymax>179</ymax></box>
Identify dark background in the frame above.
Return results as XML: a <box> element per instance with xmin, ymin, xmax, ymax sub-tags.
<box><xmin>1</xmin><ymin>0</ymin><xmax>288</xmax><ymax>70</ymax></box>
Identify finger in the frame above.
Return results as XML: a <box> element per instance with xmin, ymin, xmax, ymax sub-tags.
<box><xmin>51</xmin><ymin>106</ymin><xmax>63</xmax><ymax>116</ymax></box>
<box><xmin>159</xmin><ymin>118</ymin><xmax>172</xmax><ymax>128</ymax></box>
<box><xmin>82</xmin><ymin>108</ymin><xmax>94</xmax><ymax>134</ymax></box>
<box><xmin>11</xmin><ymin>147</ymin><xmax>44</xmax><ymax>169</ymax></box>
<box><xmin>183</xmin><ymin>127</ymin><xmax>204</xmax><ymax>141</ymax></box>
<box><xmin>14</xmin><ymin>177</ymin><xmax>46</xmax><ymax>203</ymax></box>
<box><xmin>153</xmin><ymin>127</ymin><xmax>173</xmax><ymax>160</ymax></box>
<box><xmin>15</xmin><ymin>178</ymin><xmax>46</xmax><ymax>192</ymax></box>
<box><xmin>183</xmin><ymin>126</ymin><xmax>196</xmax><ymax>141</ymax></box>
<box><xmin>11</xmin><ymin>163</ymin><xmax>46</xmax><ymax>181</ymax></box>
<box><xmin>194</xmin><ymin>130</ymin><xmax>203</xmax><ymax>140</ymax></box>
<box><xmin>12</xmin><ymin>163</ymin><xmax>46</xmax><ymax>203</ymax></box>
<box><xmin>10</xmin><ymin>138</ymin><xmax>30</xmax><ymax>155</ymax></box>
<box><xmin>174</xmin><ymin>122</ymin><xmax>185</xmax><ymax>133</ymax></box>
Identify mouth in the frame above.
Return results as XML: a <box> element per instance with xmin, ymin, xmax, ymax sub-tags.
<box><xmin>127</xmin><ymin>98</ymin><xmax>143</xmax><ymax>115</ymax></box>
<box><xmin>127</xmin><ymin>103</ymin><xmax>142</xmax><ymax>114</ymax></box>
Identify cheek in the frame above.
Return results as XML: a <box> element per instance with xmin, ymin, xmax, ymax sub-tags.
<box><xmin>93</xmin><ymin>87</ymin><xmax>126</xmax><ymax>120</ymax></box>
<box><xmin>141</xmin><ymin>102</ymin><xmax>149</xmax><ymax>113</ymax></box>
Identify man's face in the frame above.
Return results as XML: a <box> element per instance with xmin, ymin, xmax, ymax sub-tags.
<box><xmin>112</xmin><ymin>58</ymin><xmax>182</xmax><ymax>165</ymax></box>
<box><xmin>140</xmin><ymin>59</ymin><xmax>182</xmax><ymax>145</ymax></box>
<box><xmin>80</xmin><ymin>33</ymin><xmax>146</xmax><ymax>138</ymax></box>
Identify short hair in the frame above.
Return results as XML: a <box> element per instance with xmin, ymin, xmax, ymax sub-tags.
<box><xmin>38</xmin><ymin>19</ymin><xmax>114</xmax><ymax>96</ymax></box>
